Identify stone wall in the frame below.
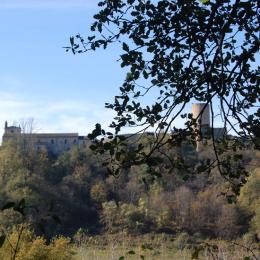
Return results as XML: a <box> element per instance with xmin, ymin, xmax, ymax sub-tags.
<box><xmin>2</xmin><ymin>122</ymin><xmax>89</xmax><ymax>155</ymax></box>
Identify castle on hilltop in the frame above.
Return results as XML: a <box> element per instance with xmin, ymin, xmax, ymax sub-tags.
<box><xmin>2</xmin><ymin>121</ymin><xmax>89</xmax><ymax>155</ymax></box>
<box><xmin>2</xmin><ymin>103</ymin><xmax>225</xmax><ymax>155</ymax></box>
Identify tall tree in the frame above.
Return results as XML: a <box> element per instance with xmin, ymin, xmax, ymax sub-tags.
<box><xmin>67</xmin><ymin>0</ymin><xmax>260</xmax><ymax>195</ymax></box>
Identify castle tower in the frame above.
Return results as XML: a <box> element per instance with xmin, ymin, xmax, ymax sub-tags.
<box><xmin>192</xmin><ymin>103</ymin><xmax>210</xmax><ymax>152</ymax></box>
<box><xmin>2</xmin><ymin>121</ymin><xmax>22</xmax><ymax>143</ymax></box>
<box><xmin>192</xmin><ymin>103</ymin><xmax>210</xmax><ymax>128</ymax></box>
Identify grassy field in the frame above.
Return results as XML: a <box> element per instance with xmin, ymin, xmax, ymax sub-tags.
<box><xmin>73</xmin><ymin>233</ymin><xmax>259</xmax><ymax>260</ymax></box>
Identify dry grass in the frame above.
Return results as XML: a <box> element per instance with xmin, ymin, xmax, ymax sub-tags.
<box><xmin>73</xmin><ymin>233</ymin><xmax>259</xmax><ymax>260</ymax></box>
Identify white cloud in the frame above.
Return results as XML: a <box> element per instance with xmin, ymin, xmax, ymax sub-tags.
<box><xmin>0</xmin><ymin>90</ymin><xmax>195</xmax><ymax>145</ymax></box>
<box><xmin>0</xmin><ymin>89</ymin><xmax>188</xmax><ymax>146</ymax></box>
<box><xmin>0</xmin><ymin>90</ymin><xmax>116</xmax><ymax>143</ymax></box>
<box><xmin>0</xmin><ymin>0</ymin><xmax>97</xmax><ymax>9</ymax></box>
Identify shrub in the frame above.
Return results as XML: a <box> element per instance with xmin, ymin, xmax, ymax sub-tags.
<box><xmin>48</xmin><ymin>236</ymin><xmax>75</xmax><ymax>260</ymax></box>
<box><xmin>0</xmin><ymin>227</ymin><xmax>75</xmax><ymax>260</ymax></box>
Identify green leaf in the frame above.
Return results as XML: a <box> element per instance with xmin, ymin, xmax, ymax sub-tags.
<box><xmin>143</xmin><ymin>70</ymin><xmax>148</xmax><ymax>79</ymax></box>
<box><xmin>200</xmin><ymin>0</ymin><xmax>210</xmax><ymax>4</ymax></box>
<box><xmin>151</xmin><ymin>79</ymin><xmax>158</xmax><ymax>85</ymax></box>
<box><xmin>0</xmin><ymin>235</ymin><xmax>6</xmax><ymax>248</ymax></box>
<box><xmin>70</xmin><ymin>37</ymin><xmax>74</xmax><ymax>45</ymax></box>
<box><xmin>88</xmin><ymin>36</ymin><xmax>95</xmax><ymax>41</ymax></box>
<box><xmin>147</xmin><ymin>46</ymin><xmax>155</xmax><ymax>52</ymax></box>
<box><xmin>123</xmin><ymin>42</ymin><xmax>129</xmax><ymax>52</ymax></box>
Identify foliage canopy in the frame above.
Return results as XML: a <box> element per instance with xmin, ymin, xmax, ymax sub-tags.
<box><xmin>68</xmin><ymin>0</ymin><xmax>260</xmax><ymax>193</ymax></box>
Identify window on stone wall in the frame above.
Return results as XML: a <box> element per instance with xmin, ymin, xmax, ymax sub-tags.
<box><xmin>64</xmin><ymin>139</ymin><xmax>67</xmax><ymax>144</ymax></box>
<box><xmin>51</xmin><ymin>139</ymin><xmax>54</xmax><ymax>144</ymax></box>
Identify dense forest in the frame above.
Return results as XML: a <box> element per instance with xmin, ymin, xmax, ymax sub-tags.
<box><xmin>0</xmin><ymin>136</ymin><xmax>259</xmax><ymax>259</ymax></box>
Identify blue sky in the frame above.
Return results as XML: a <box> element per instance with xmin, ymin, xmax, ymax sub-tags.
<box><xmin>0</xmin><ymin>0</ymin><xmax>230</xmax><ymax>141</ymax></box>
<box><xmin>0</xmin><ymin>0</ymin><xmax>128</xmax><ymax>138</ymax></box>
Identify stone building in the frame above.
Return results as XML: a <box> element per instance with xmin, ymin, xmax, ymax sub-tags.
<box><xmin>2</xmin><ymin>103</ymin><xmax>225</xmax><ymax>154</ymax></box>
<box><xmin>191</xmin><ymin>103</ymin><xmax>225</xmax><ymax>151</ymax></box>
<box><xmin>2</xmin><ymin>121</ymin><xmax>89</xmax><ymax>155</ymax></box>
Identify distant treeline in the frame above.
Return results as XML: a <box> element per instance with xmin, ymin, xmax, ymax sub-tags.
<box><xmin>0</xmin><ymin>138</ymin><xmax>259</xmax><ymax>241</ymax></box>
